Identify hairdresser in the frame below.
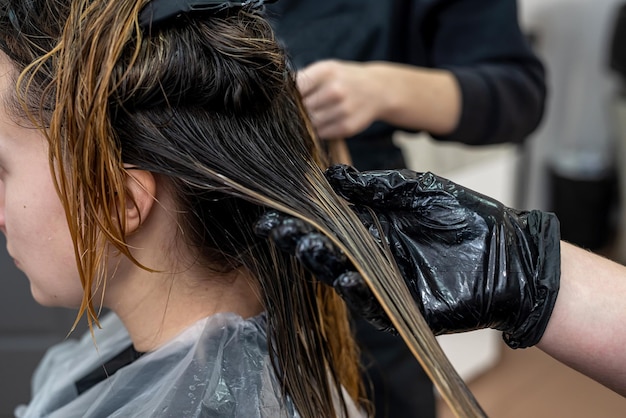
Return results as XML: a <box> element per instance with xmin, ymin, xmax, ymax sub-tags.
<box><xmin>264</xmin><ymin>1</ymin><xmax>546</xmax><ymax>416</ymax></box>
<box><xmin>258</xmin><ymin>164</ymin><xmax>626</xmax><ymax>398</ymax></box>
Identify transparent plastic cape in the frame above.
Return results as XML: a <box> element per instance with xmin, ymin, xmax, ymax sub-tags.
<box><xmin>15</xmin><ymin>311</ymin><xmax>364</xmax><ymax>417</ymax></box>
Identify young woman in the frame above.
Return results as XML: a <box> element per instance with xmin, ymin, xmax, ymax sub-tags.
<box><xmin>0</xmin><ymin>0</ymin><xmax>386</xmax><ymax>416</ymax></box>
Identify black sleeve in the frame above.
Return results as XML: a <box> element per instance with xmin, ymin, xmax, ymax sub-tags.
<box><xmin>417</xmin><ymin>0</ymin><xmax>547</xmax><ymax>145</ymax></box>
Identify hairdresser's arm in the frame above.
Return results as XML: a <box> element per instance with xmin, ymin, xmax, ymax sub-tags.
<box><xmin>297</xmin><ymin>60</ymin><xmax>461</xmax><ymax>140</ymax></box>
<box><xmin>259</xmin><ymin>208</ymin><xmax>626</xmax><ymax>396</ymax></box>
<box><xmin>259</xmin><ymin>165</ymin><xmax>561</xmax><ymax>348</ymax></box>
<box><xmin>538</xmin><ymin>242</ymin><xmax>626</xmax><ymax>396</ymax></box>
<box><xmin>257</xmin><ymin>166</ymin><xmax>626</xmax><ymax>396</ymax></box>
<box><xmin>424</xmin><ymin>0</ymin><xmax>546</xmax><ymax>145</ymax></box>
<box><xmin>297</xmin><ymin>0</ymin><xmax>546</xmax><ymax>145</ymax></box>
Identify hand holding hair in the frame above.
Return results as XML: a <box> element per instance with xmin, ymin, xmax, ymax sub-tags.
<box><xmin>255</xmin><ymin>210</ymin><xmax>397</xmax><ymax>333</ymax></box>
<box><xmin>256</xmin><ymin>164</ymin><xmax>562</xmax><ymax>349</ymax></box>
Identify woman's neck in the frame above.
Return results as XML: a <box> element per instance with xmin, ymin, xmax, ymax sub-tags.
<box><xmin>99</xmin><ymin>183</ymin><xmax>263</xmax><ymax>352</ymax></box>
<box><xmin>105</xmin><ymin>264</ymin><xmax>263</xmax><ymax>352</ymax></box>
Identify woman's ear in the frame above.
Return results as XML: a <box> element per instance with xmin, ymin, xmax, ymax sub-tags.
<box><xmin>123</xmin><ymin>168</ymin><xmax>156</xmax><ymax>235</ymax></box>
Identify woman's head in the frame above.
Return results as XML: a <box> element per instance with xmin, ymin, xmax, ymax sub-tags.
<box><xmin>0</xmin><ymin>0</ymin><xmax>313</xmax><ymax>270</ymax></box>
<box><xmin>0</xmin><ymin>0</ymin><xmax>368</xmax><ymax>416</ymax></box>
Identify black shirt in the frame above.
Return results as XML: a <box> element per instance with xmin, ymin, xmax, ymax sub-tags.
<box><xmin>266</xmin><ymin>0</ymin><xmax>546</xmax><ymax>146</ymax></box>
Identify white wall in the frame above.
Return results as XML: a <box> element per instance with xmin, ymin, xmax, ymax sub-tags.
<box><xmin>518</xmin><ymin>0</ymin><xmax>623</xmax><ymax>210</ymax></box>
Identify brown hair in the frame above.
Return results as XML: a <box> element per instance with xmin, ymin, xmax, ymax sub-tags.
<box><xmin>0</xmin><ymin>1</ymin><xmax>365</xmax><ymax>416</ymax></box>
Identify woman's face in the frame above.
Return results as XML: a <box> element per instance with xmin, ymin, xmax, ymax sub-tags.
<box><xmin>0</xmin><ymin>53</ymin><xmax>83</xmax><ymax>308</ymax></box>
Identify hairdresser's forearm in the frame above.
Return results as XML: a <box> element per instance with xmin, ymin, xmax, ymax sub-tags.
<box><xmin>296</xmin><ymin>60</ymin><xmax>461</xmax><ymax>140</ymax></box>
<box><xmin>368</xmin><ymin>62</ymin><xmax>461</xmax><ymax>136</ymax></box>
<box><xmin>537</xmin><ymin>241</ymin><xmax>626</xmax><ymax>396</ymax></box>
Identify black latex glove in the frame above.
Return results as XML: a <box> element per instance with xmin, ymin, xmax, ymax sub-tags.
<box><xmin>256</xmin><ymin>165</ymin><xmax>561</xmax><ymax>349</ymax></box>
<box><xmin>255</xmin><ymin>210</ymin><xmax>398</xmax><ymax>333</ymax></box>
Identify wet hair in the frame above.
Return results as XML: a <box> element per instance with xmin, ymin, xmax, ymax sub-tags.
<box><xmin>0</xmin><ymin>0</ymin><xmax>484</xmax><ymax>416</ymax></box>
<box><xmin>0</xmin><ymin>1</ymin><xmax>365</xmax><ymax>415</ymax></box>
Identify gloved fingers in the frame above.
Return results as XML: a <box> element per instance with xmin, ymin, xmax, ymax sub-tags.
<box><xmin>334</xmin><ymin>271</ymin><xmax>397</xmax><ymax>335</ymax></box>
<box><xmin>254</xmin><ymin>209</ymin><xmax>284</xmax><ymax>238</ymax></box>
<box><xmin>255</xmin><ymin>210</ymin><xmax>353</xmax><ymax>286</ymax></box>
<box><xmin>294</xmin><ymin>232</ymin><xmax>353</xmax><ymax>286</ymax></box>
<box><xmin>255</xmin><ymin>211</ymin><xmax>404</xmax><ymax>324</ymax></box>
<box><xmin>255</xmin><ymin>210</ymin><xmax>313</xmax><ymax>254</ymax></box>
<box><xmin>256</xmin><ymin>210</ymin><xmax>397</xmax><ymax>334</ymax></box>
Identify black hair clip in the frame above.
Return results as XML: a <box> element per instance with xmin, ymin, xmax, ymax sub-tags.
<box><xmin>139</xmin><ymin>0</ymin><xmax>278</xmax><ymax>30</ymax></box>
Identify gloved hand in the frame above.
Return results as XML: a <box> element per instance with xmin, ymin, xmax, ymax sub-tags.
<box><xmin>255</xmin><ymin>165</ymin><xmax>561</xmax><ymax>349</ymax></box>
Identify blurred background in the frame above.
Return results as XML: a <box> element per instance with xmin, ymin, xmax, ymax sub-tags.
<box><xmin>3</xmin><ymin>0</ymin><xmax>626</xmax><ymax>416</ymax></box>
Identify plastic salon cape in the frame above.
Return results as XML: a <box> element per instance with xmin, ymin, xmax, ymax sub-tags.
<box><xmin>15</xmin><ymin>312</ymin><xmax>363</xmax><ymax>417</ymax></box>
